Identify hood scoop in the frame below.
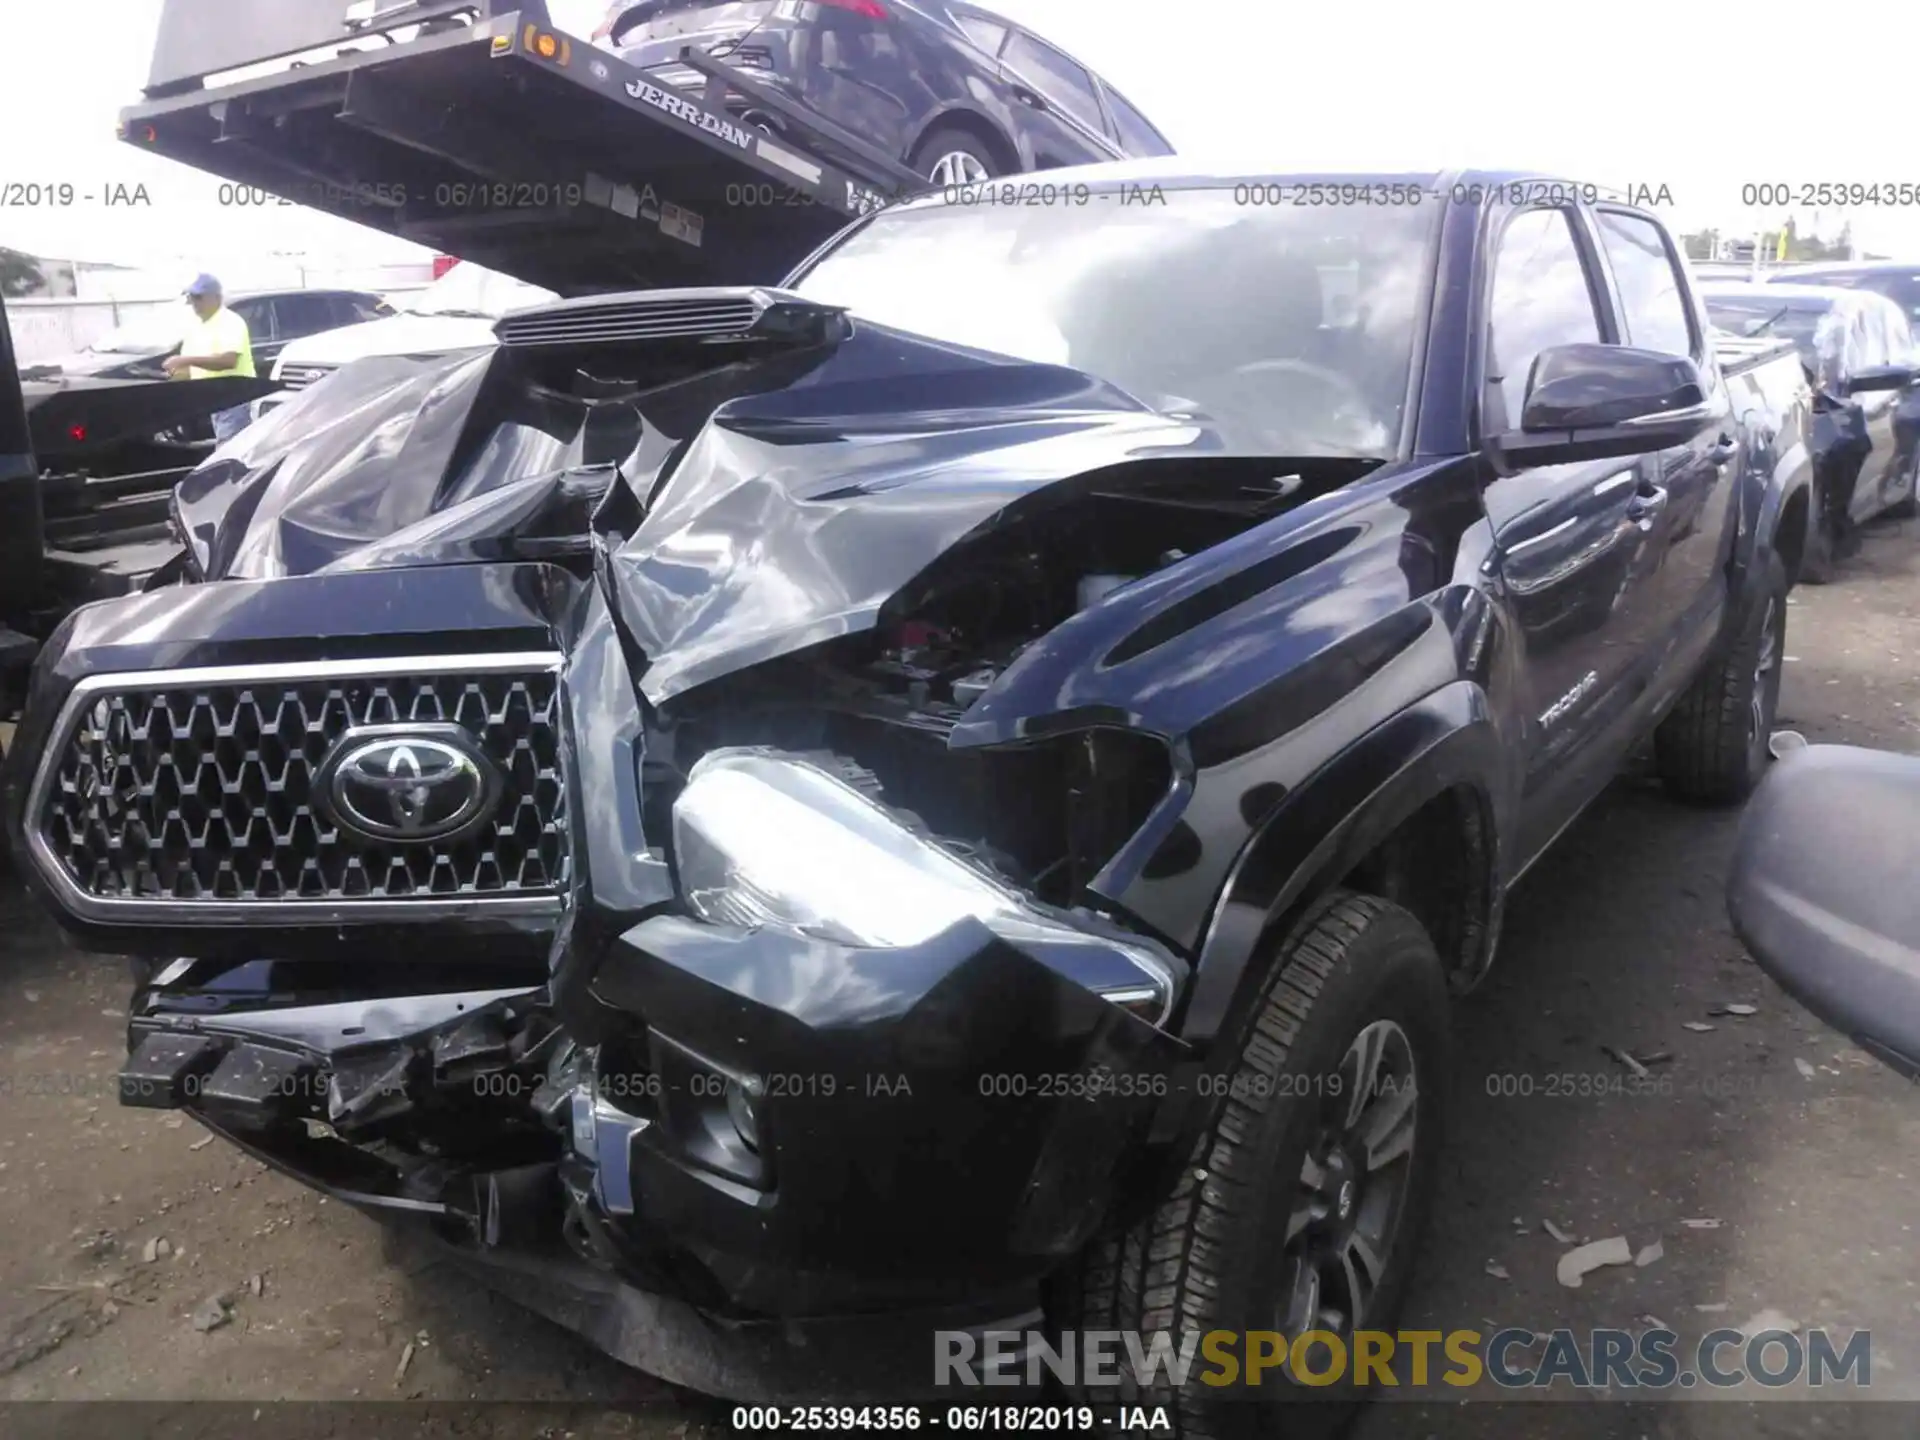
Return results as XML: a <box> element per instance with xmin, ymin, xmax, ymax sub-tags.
<box><xmin>493</xmin><ymin>286</ymin><xmax>849</xmax><ymax>350</ymax></box>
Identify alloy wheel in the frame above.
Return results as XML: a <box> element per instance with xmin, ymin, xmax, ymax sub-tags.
<box><xmin>1277</xmin><ymin>1019</ymin><xmax>1420</xmax><ymax>1341</ymax></box>
<box><xmin>928</xmin><ymin>151</ymin><xmax>989</xmax><ymax>186</ymax></box>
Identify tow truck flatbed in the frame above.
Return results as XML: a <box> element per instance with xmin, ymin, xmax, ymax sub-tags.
<box><xmin>120</xmin><ymin>0</ymin><xmax>926</xmax><ymax>295</ymax></box>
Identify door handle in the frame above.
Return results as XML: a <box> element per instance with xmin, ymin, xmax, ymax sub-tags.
<box><xmin>1628</xmin><ymin>484</ymin><xmax>1668</xmax><ymax>525</ymax></box>
<box><xmin>1707</xmin><ymin>434</ymin><xmax>1738</xmax><ymax>466</ymax></box>
<box><xmin>1011</xmin><ymin>84</ymin><xmax>1050</xmax><ymax>111</ymax></box>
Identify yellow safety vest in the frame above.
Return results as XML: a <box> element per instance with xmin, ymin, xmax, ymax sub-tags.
<box><xmin>185</xmin><ymin>305</ymin><xmax>256</xmax><ymax>379</ymax></box>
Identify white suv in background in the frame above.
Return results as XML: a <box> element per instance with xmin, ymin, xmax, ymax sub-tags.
<box><xmin>251</xmin><ymin>261</ymin><xmax>559</xmax><ymax>420</ymax></box>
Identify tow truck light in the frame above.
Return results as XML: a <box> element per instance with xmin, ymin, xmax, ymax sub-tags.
<box><xmin>819</xmin><ymin>0</ymin><xmax>886</xmax><ymax>15</ymax></box>
<box><xmin>521</xmin><ymin>25</ymin><xmax>571</xmax><ymax>63</ymax></box>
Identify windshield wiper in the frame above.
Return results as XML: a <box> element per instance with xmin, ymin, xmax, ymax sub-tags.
<box><xmin>409</xmin><ymin>308</ymin><xmax>498</xmax><ymax>319</ymax></box>
<box><xmin>1739</xmin><ymin>305</ymin><xmax>1793</xmax><ymax>338</ymax></box>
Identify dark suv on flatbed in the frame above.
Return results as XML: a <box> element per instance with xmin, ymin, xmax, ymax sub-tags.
<box><xmin>3</xmin><ymin>166</ymin><xmax>1813</xmax><ymax>1432</ymax></box>
<box><xmin>598</xmin><ymin>0</ymin><xmax>1173</xmax><ymax>185</ymax></box>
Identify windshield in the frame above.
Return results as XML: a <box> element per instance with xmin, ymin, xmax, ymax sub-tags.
<box><xmin>86</xmin><ymin>304</ymin><xmax>194</xmax><ymax>354</ymax></box>
<box><xmin>403</xmin><ymin>262</ymin><xmax>559</xmax><ymax>319</ymax></box>
<box><xmin>1704</xmin><ymin>296</ymin><xmax>1839</xmax><ymax>374</ymax></box>
<box><xmin>789</xmin><ymin>183</ymin><xmax>1438</xmax><ymax>457</ymax></box>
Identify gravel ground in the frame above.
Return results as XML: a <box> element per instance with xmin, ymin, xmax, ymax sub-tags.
<box><xmin>2</xmin><ymin>519</ymin><xmax>1918</xmax><ymax>1438</ymax></box>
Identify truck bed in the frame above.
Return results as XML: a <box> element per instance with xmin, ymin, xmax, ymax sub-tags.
<box><xmin>121</xmin><ymin>0</ymin><xmax>924</xmax><ymax>296</ymax></box>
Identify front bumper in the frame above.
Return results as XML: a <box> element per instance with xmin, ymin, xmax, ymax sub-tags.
<box><xmin>115</xmin><ymin>910</ymin><xmax>1190</xmax><ymax>1381</ymax></box>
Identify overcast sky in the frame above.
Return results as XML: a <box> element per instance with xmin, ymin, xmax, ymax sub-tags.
<box><xmin>5</xmin><ymin>0</ymin><xmax>1920</xmax><ymax>279</ymax></box>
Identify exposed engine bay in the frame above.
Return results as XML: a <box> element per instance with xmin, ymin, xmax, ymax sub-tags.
<box><xmin>641</xmin><ymin>463</ymin><xmax>1329</xmax><ymax>909</ymax></box>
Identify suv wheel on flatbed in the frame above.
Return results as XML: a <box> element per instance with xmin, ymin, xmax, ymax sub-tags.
<box><xmin>1062</xmin><ymin>891</ymin><xmax>1449</xmax><ymax>1439</ymax></box>
<box><xmin>1655</xmin><ymin>549</ymin><xmax>1788</xmax><ymax>805</ymax></box>
<box><xmin>912</xmin><ymin>126</ymin><xmax>1001</xmax><ymax>187</ymax></box>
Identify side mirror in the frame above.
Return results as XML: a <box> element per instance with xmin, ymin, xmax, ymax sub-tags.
<box><xmin>1489</xmin><ymin>343</ymin><xmax>1713</xmax><ymax>470</ymax></box>
<box><xmin>1845</xmin><ymin>362</ymin><xmax>1918</xmax><ymax>395</ymax></box>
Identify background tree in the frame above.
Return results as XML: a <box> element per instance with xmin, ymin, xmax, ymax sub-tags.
<box><xmin>0</xmin><ymin>246</ymin><xmax>44</xmax><ymax>298</ymax></box>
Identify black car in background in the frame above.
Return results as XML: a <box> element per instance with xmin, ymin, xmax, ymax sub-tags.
<box><xmin>1772</xmin><ymin>261</ymin><xmax>1920</xmax><ymax>332</ymax></box>
<box><xmin>22</xmin><ymin>288</ymin><xmax>392</xmax><ymax>382</ymax></box>
<box><xmin>593</xmin><ymin>0</ymin><xmax>1172</xmax><ymax>185</ymax></box>
<box><xmin>1705</xmin><ymin>281</ymin><xmax>1920</xmax><ymax>577</ymax></box>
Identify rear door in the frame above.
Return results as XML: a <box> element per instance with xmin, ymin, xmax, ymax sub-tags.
<box><xmin>1590</xmin><ymin>206</ymin><xmax>1739</xmax><ymax>687</ymax></box>
<box><xmin>230</xmin><ymin>298</ymin><xmax>278</xmax><ymax>368</ymax></box>
<box><xmin>998</xmin><ymin>29</ymin><xmax>1118</xmax><ymax>167</ymax></box>
<box><xmin>1477</xmin><ymin>204</ymin><xmax>1671</xmax><ymax>863</ymax></box>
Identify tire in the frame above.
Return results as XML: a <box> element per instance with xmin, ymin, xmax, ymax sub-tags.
<box><xmin>910</xmin><ymin>125</ymin><xmax>1003</xmax><ymax>188</ymax></box>
<box><xmin>1654</xmin><ymin>549</ymin><xmax>1788</xmax><ymax>805</ymax></box>
<box><xmin>1059</xmin><ymin>891</ymin><xmax>1450</xmax><ymax>1439</ymax></box>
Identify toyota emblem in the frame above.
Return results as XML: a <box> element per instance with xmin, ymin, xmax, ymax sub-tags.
<box><xmin>316</xmin><ymin>725</ymin><xmax>500</xmax><ymax>844</ymax></box>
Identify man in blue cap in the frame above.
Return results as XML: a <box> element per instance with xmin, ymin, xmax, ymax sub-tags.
<box><xmin>163</xmin><ymin>273</ymin><xmax>255</xmax><ymax>442</ymax></box>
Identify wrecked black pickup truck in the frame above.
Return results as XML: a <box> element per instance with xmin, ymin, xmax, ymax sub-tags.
<box><xmin>3</xmin><ymin>166</ymin><xmax>1814</xmax><ymax>1426</ymax></box>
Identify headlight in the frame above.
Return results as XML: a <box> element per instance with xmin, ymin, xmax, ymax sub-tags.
<box><xmin>671</xmin><ymin>750</ymin><xmax>1176</xmax><ymax>1023</ymax></box>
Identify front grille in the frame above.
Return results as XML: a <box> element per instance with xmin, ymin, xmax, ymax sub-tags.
<box><xmin>32</xmin><ymin>656</ymin><xmax>569</xmax><ymax>917</ymax></box>
<box><xmin>279</xmin><ymin>364</ymin><xmax>338</xmax><ymax>390</ymax></box>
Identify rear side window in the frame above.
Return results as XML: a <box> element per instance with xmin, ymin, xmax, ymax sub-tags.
<box><xmin>1103</xmin><ymin>86</ymin><xmax>1169</xmax><ymax>156</ymax></box>
<box><xmin>1485</xmin><ymin>208</ymin><xmax>1604</xmax><ymax>431</ymax></box>
<box><xmin>271</xmin><ymin>293</ymin><xmax>339</xmax><ymax>340</ymax></box>
<box><xmin>953</xmin><ymin>13</ymin><xmax>1007</xmax><ymax>53</ymax></box>
<box><xmin>232</xmin><ymin>298</ymin><xmax>276</xmax><ymax>342</ymax></box>
<box><xmin>1002</xmin><ymin>31</ymin><xmax>1107</xmax><ymax>136</ymax></box>
<box><xmin>1594</xmin><ymin>210</ymin><xmax>1695</xmax><ymax>359</ymax></box>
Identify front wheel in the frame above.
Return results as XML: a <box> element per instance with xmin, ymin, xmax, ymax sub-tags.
<box><xmin>1655</xmin><ymin>549</ymin><xmax>1788</xmax><ymax>805</ymax></box>
<box><xmin>1060</xmin><ymin>892</ymin><xmax>1450</xmax><ymax>1439</ymax></box>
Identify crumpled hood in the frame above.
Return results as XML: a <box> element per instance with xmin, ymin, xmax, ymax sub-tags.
<box><xmin>174</xmin><ymin>314</ymin><xmax>1225</xmax><ymax>702</ymax></box>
